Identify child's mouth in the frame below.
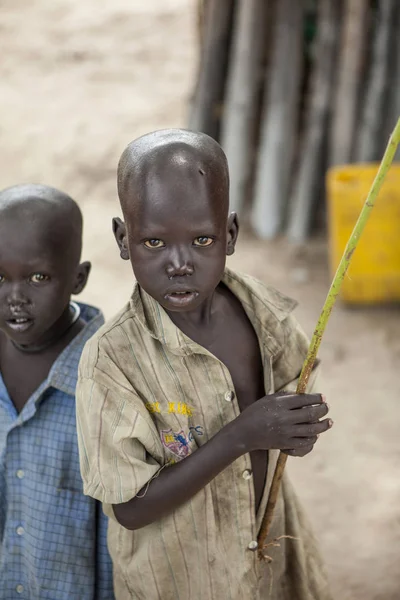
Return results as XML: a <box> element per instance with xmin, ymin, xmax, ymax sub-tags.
<box><xmin>164</xmin><ymin>290</ymin><xmax>198</xmax><ymax>307</ymax></box>
<box><xmin>6</xmin><ymin>317</ymin><xmax>34</xmax><ymax>333</ymax></box>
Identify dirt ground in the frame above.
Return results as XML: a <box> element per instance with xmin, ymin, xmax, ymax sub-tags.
<box><xmin>1</xmin><ymin>1</ymin><xmax>400</xmax><ymax>598</ymax></box>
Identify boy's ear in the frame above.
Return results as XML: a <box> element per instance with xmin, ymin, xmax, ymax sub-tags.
<box><xmin>226</xmin><ymin>212</ymin><xmax>239</xmax><ymax>256</ymax></box>
<box><xmin>112</xmin><ymin>217</ymin><xmax>130</xmax><ymax>260</ymax></box>
<box><xmin>73</xmin><ymin>261</ymin><xmax>91</xmax><ymax>295</ymax></box>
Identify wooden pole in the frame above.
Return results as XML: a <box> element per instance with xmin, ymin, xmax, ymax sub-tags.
<box><xmin>355</xmin><ymin>0</ymin><xmax>397</xmax><ymax>162</ymax></box>
<box><xmin>379</xmin><ymin>2</ymin><xmax>400</xmax><ymax>160</ymax></box>
<box><xmin>251</xmin><ymin>0</ymin><xmax>303</xmax><ymax>238</ymax></box>
<box><xmin>287</xmin><ymin>0</ymin><xmax>341</xmax><ymax>242</ymax></box>
<box><xmin>258</xmin><ymin>117</ymin><xmax>400</xmax><ymax>559</ymax></box>
<box><xmin>329</xmin><ymin>0</ymin><xmax>369</xmax><ymax>166</ymax></box>
<box><xmin>220</xmin><ymin>0</ymin><xmax>267</xmax><ymax>214</ymax></box>
<box><xmin>189</xmin><ymin>0</ymin><xmax>235</xmax><ymax>138</ymax></box>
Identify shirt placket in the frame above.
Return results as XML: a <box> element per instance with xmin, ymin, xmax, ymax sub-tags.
<box><xmin>1</xmin><ymin>386</ymin><xmax>41</xmax><ymax>599</ymax></box>
<box><xmin>207</xmin><ymin>355</ymin><xmax>261</xmax><ymax>561</ymax></box>
<box><xmin>3</xmin><ymin>419</ymin><xmax>33</xmax><ymax>598</ymax></box>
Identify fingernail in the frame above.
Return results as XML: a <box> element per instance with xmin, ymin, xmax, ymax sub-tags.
<box><xmin>326</xmin><ymin>403</ymin><xmax>330</xmax><ymax>410</ymax></box>
<box><xmin>322</xmin><ymin>394</ymin><xmax>327</xmax><ymax>403</ymax></box>
<box><xmin>329</xmin><ymin>419</ymin><xmax>333</xmax><ymax>427</ymax></box>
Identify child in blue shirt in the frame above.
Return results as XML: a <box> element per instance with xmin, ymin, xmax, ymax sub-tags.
<box><xmin>0</xmin><ymin>184</ymin><xmax>114</xmax><ymax>599</ymax></box>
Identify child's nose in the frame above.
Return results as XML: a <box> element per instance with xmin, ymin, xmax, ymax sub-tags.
<box><xmin>7</xmin><ymin>285</ymin><xmax>29</xmax><ymax>309</ymax></box>
<box><xmin>166</xmin><ymin>248</ymin><xmax>194</xmax><ymax>278</ymax></box>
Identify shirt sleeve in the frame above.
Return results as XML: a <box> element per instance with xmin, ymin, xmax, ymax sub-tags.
<box><xmin>273</xmin><ymin>314</ymin><xmax>322</xmax><ymax>394</ymax></box>
<box><xmin>76</xmin><ymin>350</ymin><xmax>164</xmax><ymax>506</ymax></box>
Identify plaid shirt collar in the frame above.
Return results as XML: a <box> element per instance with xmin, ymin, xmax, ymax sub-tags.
<box><xmin>48</xmin><ymin>302</ymin><xmax>104</xmax><ymax>396</ymax></box>
<box><xmin>0</xmin><ymin>303</ymin><xmax>104</xmax><ymax>424</ymax></box>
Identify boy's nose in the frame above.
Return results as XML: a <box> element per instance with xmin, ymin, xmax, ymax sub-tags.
<box><xmin>166</xmin><ymin>249</ymin><xmax>194</xmax><ymax>278</ymax></box>
<box><xmin>7</xmin><ymin>286</ymin><xmax>29</xmax><ymax>310</ymax></box>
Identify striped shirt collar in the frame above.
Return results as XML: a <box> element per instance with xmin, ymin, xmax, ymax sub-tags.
<box><xmin>130</xmin><ymin>267</ymin><xmax>297</xmax><ymax>357</ymax></box>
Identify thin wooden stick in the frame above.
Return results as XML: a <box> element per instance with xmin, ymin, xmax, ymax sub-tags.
<box><xmin>257</xmin><ymin>116</ymin><xmax>400</xmax><ymax>560</ymax></box>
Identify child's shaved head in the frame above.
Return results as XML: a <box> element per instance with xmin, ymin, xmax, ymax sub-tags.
<box><xmin>113</xmin><ymin>129</ymin><xmax>238</xmax><ymax>315</ymax></box>
<box><xmin>0</xmin><ymin>184</ymin><xmax>90</xmax><ymax>350</ymax></box>
<box><xmin>0</xmin><ymin>184</ymin><xmax>83</xmax><ymax>267</ymax></box>
<box><xmin>117</xmin><ymin>129</ymin><xmax>230</xmax><ymax>218</ymax></box>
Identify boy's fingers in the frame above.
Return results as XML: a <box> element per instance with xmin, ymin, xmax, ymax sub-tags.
<box><xmin>294</xmin><ymin>418</ymin><xmax>333</xmax><ymax>437</ymax></box>
<box><xmin>289</xmin><ymin>403</ymin><xmax>329</xmax><ymax>424</ymax></box>
<box><xmin>283</xmin><ymin>393</ymin><xmax>325</xmax><ymax>410</ymax></box>
<box><xmin>283</xmin><ymin>445</ymin><xmax>314</xmax><ymax>457</ymax></box>
<box><xmin>292</xmin><ymin>435</ymin><xmax>318</xmax><ymax>447</ymax></box>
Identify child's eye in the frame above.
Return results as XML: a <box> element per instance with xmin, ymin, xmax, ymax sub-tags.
<box><xmin>0</xmin><ymin>275</ymin><xmax>4</xmax><ymax>284</ymax></box>
<box><xmin>30</xmin><ymin>273</ymin><xmax>49</xmax><ymax>283</ymax></box>
<box><xmin>193</xmin><ymin>237</ymin><xmax>214</xmax><ymax>247</ymax></box>
<box><xmin>144</xmin><ymin>239</ymin><xmax>165</xmax><ymax>249</ymax></box>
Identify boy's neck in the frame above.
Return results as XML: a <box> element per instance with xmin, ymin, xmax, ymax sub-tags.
<box><xmin>10</xmin><ymin>302</ymin><xmax>82</xmax><ymax>354</ymax></box>
<box><xmin>165</xmin><ymin>284</ymin><xmax>221</xmax><ymax>331</ymax></box>
<box><xmin>0</xmin><ymin>306</ymin><xmax>86</xmax><ymax>413</ymax></box>
<box><xmin>164</xmin><ymin>283</ymin><xmax>234</xmax><ymax>348</ymax></box>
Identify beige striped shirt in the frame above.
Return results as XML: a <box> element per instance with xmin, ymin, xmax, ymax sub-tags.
<box><xmin>77</xmin><ymin>269</ymin><xmax>331</xmax><ymax>600</ymax></box>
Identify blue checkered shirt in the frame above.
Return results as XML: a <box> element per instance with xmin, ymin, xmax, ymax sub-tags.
<box><xmin>0</xmin><ymin>303</ymin><xmax>114</xmax><ymax>600</ymax></box>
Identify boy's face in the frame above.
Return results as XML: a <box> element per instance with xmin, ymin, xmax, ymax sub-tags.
<box><xmin>115</xmin><ymin>169</ymin><xmax>237</xmax><ymax>313</ymax></box>
<box><xmin>0</xmin><ymin>216</ymin><xmax>87</xmax><ymax>347</ymax></box>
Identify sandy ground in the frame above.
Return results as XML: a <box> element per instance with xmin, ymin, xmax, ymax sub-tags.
<box><xmin>1</xmin><ymin>1</ymin><xmax>400</xmax><ymax>598</ymax></box>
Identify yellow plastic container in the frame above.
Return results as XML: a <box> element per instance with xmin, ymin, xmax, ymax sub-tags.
<box><xmin>326</xmin><ymin>163</ymin><xmax>400</xmax><ymax>304</ymax></box>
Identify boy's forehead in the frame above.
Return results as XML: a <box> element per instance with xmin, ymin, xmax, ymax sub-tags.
<box><xmin>0</xmin><ymin>205</ymin><xmax>81</xmax><ymax>267</ymax></box>
<box><xmin>0</xmin><ymin>212</ymin><xmax>64</xmax><ymax>257</ymax></box>
<box><xmin>119</xmin><ymin>130</ymin><xmax>230</xmax><ymax>221</ymax></box>
<box><xmin>123</xmin><ymin>155</ymin><xmax>228</xmax><ymax>223</ymax></box>
<box><xmin>1</xmin><ymin>202</ymin><xmax>65</xmax><ymax>236</ymax></box>
<box><xmin>0</xmin><ymin>186</ymin><xmax>82</xmax><ymax>259</ymax></box>
<box><xmin>124</xmin><ymin>174</ymin><xmax>228</xmax><ymax>234</ymax></box>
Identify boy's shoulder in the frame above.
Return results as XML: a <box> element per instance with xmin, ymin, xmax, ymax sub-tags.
<box><xmin>78</xmin><ymin>299</ymin><xmax>139</xmax><ymax>377</ymax></box>
<box><xmin>223</xmin><ymin>268</ymin><xmax>298</xmax><ymax>323</ymax></box>
<box><xmin>83</xmin><ymin>300</ymin><xmax>133</xmax><ymax>340</ymax></box>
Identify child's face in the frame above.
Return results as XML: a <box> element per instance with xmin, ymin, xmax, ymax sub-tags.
<box><xmin>115</xmin><ymin>170</ymin><xmax>237</xmax><ymax>313</ymax></box>
<box><xmin>0</xmin><ymin>217</ymin><xmax>86</xmax><ymax>347</ymax></box>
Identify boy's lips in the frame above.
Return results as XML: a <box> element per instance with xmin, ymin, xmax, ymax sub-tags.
<box><xmin>164</xmin><ymin>289</ymin><xmax>199</xmax><ymax>308</ymax></box>
<box><xmin>5</xmin><ymin>316</ymin><xmax>34</xmax><ymax>333</ymax></box>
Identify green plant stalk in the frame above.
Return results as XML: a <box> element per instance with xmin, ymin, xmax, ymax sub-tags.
<box><xmin>257</xmin><ymin>117</ymin><xmax>400</xmax><ymax>560</ymax></box>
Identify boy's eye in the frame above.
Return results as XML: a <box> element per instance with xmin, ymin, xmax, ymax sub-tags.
<box><xmin>193</xmin><ymin>237</ymin><xmax>214</xmax><ymax>247</ymax></box>
<box><xmin>0</xmin><ymin>275</ymin><xmax>4</xmax><ymax>284</ymax></box>
<box><xmin>144</xmin><ymin>239</ymin><xmax>165</xmax><ymax>249</ymax></box>
<box><xmin>30</xmin><ymin>273</ymin><xmax>49</xmax><ymax>283</ymax></box>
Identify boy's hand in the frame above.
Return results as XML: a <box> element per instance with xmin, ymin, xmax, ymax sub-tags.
<box><xmin>236</xmin><ymin>392</ymin><xmax>332</xmax><ymax>456</ymax></box>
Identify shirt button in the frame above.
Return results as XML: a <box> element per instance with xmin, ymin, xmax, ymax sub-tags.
<box><xmin>248</xmin><ymin>540</ymin><xmax>258</xmax><ymax>551</ymax></box>
<box><xmin>16</xmin><ymin>470</ymin><xmax>25</xmax><ymax>479</ymax></box>
<box><xmin>242</xmin><ymin>469</ymin><xmax>252</xmax><ymax>480</ymax></box>
<box><xmin>16</xmin><ymin>585</ymin><xmax>24</xmax><ymax>594</ymax></box>
<box><xmin>16</xmin><ymin>526</ymin><xmax>25</xmax><ymax>536</ymax></box>
<box><xmin>224</xmin><ymin>390</ymin><xmax>234</xmax><ymax>402</ymax></box>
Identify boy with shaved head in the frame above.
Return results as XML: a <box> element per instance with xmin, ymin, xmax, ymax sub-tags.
<box><xmin>0</xmin><ymin>185</ymin><xmax>114</xmax><ymax>599</ymax></box>
<box><xmin>77</xmin><ymin>130</ymin><xmax>333</xmax><ymax>599</ymax></box>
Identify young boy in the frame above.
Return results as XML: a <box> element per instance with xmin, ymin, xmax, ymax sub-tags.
<box><xmin>0</xmin><ymin>185</ymin><xmax>114</xmax><ymax>599</ymax></box>
<box><xmin>77</xmin><ymin>130</ymin><xmax>333</xmax><ymax>599</ymax></box>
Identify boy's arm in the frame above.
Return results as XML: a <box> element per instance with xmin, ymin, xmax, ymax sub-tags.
<box><xmin>112</xmin><ymin>391</ymin><xmax>330</xmax><ymax>531</ymax></box>
<box><xmin>77</xmin><ymin>348</ymin><xmax>329</xmax><ymax>533</ymax></box>
<box><xmin>112</xmin><ymin>415</ymin><xmax>244</xmax><ymax>529</ymax></box>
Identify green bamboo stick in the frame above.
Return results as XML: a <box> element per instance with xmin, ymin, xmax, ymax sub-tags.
<box><xmin>257</xmin><ymin>116</ymin><xmax>400</xmax><ymax>560</ymax></box>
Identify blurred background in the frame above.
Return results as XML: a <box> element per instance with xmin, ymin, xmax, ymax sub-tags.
<box><xmin>0</xmin><ymin>0</ymin><xmax>399</xmax><ymax>598</ymax></box>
